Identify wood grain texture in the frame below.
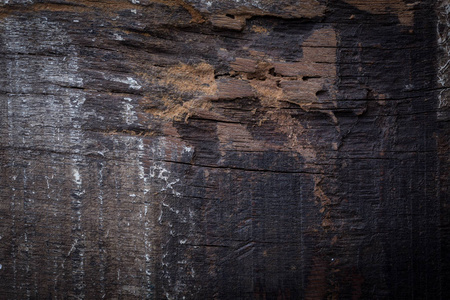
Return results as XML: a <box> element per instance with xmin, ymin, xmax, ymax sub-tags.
<box><xmin>0</xmin><ymin>0</ymin><xmax>448</xmax><ymax>299</ymax></box>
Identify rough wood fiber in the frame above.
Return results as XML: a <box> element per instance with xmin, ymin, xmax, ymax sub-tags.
<box><xmin>0</xmin><ymin>0</ymin><xmax>448</xmax><ymax>299</ymax></box>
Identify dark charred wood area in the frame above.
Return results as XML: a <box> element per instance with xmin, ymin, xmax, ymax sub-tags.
<box><xmin>0</xmin><ymin>0</ymin><xmax>449</xmax><ymax>299</ymax></box>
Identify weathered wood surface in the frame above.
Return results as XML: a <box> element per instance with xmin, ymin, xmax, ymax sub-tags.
<box><xmin>0</xmin><ymin>0</ymin><xmax>448</xmax><ymax>299</ymax></box>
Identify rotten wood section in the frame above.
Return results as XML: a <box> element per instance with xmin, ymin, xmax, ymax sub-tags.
<box><xmin>0</xmin><ymin>0</ymin><xmax>448</xmax><ymax>299</ymax></box>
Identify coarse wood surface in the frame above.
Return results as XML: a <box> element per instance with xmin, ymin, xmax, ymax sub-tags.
<box><xmin>0</xmin><ymin>0</ymin><xmax>449</xmax><ymax>299</ymax></box>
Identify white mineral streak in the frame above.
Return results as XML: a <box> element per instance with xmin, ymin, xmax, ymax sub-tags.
<box><xmin>97</xmin><ymin>161</ymin><xmax>106</xmax><ymax>297</ymax></box>
<box><xmin>123</xmin><ymin>102</ymin><xmax>138</xmax><ymax>125</ymax></box>
<box><xmin>199</xmin><ymin>0</ymin><xmax>263</xmax><ymax>9</ymax></box>
<box><xmin>119</xmin><ymin>136</ymin><xmax>156</xmax><ymax>296</ymax></box>
<box><xmin>111</xmin><ymin>76</ymin><xmax>142</xmax><ymax>90</ymax></box>
<box><xmin>149</xmin><ymin>138</ymin><xmax>200</xmax><ymax>299</ymax></box>
<box><xmin>72</xmin><ymin>168</ymin><xmax>82</xmax><ymax>186</ymax></box>
<box><xmin>149</xmin><ymin>163</ymin><xmax>181</xmax><ymax>196</ymax></box>
<box><xmin>2</xmin><ymin>16</ymin><xmax>86</xmax><ymax>297</ymax></box>
<box><xmin>113</xmin><ymin>32</ymin><xmax>124</xmax><ymax>41</ymax></box>
<box><xmin>438</xmin><ymin>1</ymin><xmax>450</xmax><ymax>116</ymax></box>
<box><xmin>137</xmin><ymin>137</ymin><xmax>151</xmax><ymax>291</ymax></box>
<box><xmin>183</xmin><ymin>145</ymin><xmax>193</xmax><ymax>153</ymax></box>
<box><xmin>0</xmin><ymin>0</ymin><xmax>34</xmax><ymax>5</ymax></box>
<box><xmin>3</xmin><ymin>17</ymin><xmax>85</xmax><ymax>152</ymax></box>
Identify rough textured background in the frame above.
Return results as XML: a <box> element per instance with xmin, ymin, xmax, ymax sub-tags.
<box><xmin>0</xmin><ymin>0</ymin><xmax>448</xmax><ymax>299</ymax></box>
